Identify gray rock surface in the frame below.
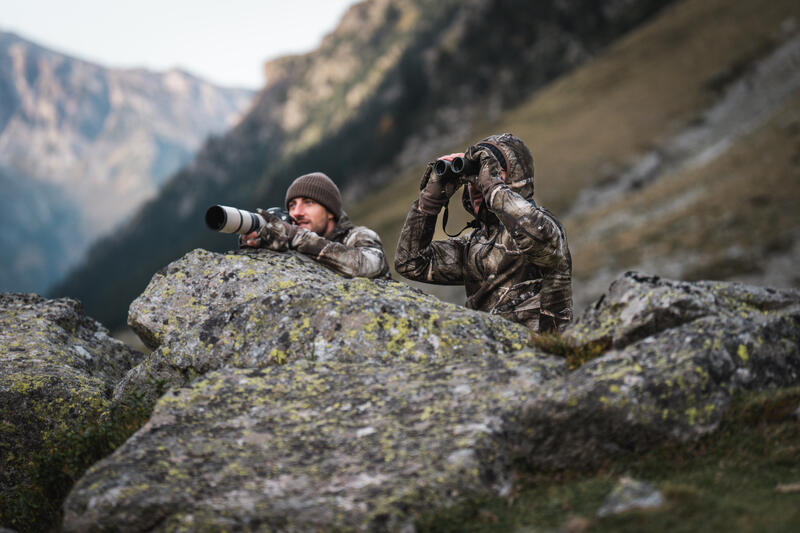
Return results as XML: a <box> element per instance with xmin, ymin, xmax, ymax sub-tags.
<box><xmin>64</xmin><ymin>353</ymin><xmax>566</xmax><ymax>532</ymax></box>
<box><xmin>510</xmin><ymin>272</ymin><xmax>800</xmax><ymax>469</ymax></box>
<box><xmin>63</xmin><ymin>252</ymin><xmax>800</xmax><ymax>531</ymax></box>
<box><xmin>0</xmin><ymin>293</ymin><xmax>144</xmax><ymax>499</ymax></box>
<box><xmin>120</xmin><ymin>248</ymin><xmax>530</xmax><ymax>401</ymax></box>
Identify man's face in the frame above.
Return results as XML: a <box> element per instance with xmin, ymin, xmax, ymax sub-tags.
<box><xmin>288</xmin><ymin>196</ymin><xmax>335</xmax><ymax>236</ymax></box>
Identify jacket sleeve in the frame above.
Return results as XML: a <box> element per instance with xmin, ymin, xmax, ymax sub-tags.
<box><xmin>485</xmin><ymin>186</ymin><xmax>571</xmax><ymax>270</ymax></box>
<box><xmin>290</xmin><ymin>226</ymin><xmax>389</xmax><ymax>279</ymax></box>
<box><xmin>394</xmin><ymin>200</ymin><xmax>467</xmax><ymax>284</ymax></box>
<box><xmin>486</xmin><ymin>186</ymin><xmax>573</xmax><ymax>328</ymax></box>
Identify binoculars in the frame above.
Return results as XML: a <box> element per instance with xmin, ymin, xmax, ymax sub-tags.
<box><xmin>205</xmin><ymin>205</ymin><xmax>292</xmax><ymax>234</ymax></box>
<box><xmin>433</xmin><ymin>155</ymin><xmax>480</xmax><ymax>181</ymax></box>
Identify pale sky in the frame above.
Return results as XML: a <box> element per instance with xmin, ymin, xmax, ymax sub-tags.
<box><xmin>0</xmin><ymin>0</ymin><xmax>358</xmax><ymax>89</ymax></box>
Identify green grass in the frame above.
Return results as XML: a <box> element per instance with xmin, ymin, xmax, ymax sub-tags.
<box><xmin>416</xmin><ymin>387</ymin><xmax>800</xmax><ymax>532</ymax></box>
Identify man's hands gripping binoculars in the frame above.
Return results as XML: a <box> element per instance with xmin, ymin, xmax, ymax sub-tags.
<box><xmin>417</xmin><ymin>144</ymin><xmax>506</xmax><ymax>216</ymax></box>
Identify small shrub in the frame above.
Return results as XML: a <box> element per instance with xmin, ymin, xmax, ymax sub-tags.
<box><xmin>528</xmin><ymin>332</ymin><xmax>611</xmax><ymax>369</ymax></box>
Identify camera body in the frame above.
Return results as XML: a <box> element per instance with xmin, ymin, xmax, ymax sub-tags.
<box><xmin>263</xmin><ymin>207</ymin><xmax>292</xmax><ymax>224</ymax></box>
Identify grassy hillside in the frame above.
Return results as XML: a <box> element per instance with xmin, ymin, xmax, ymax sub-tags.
<box><xmin>416</xmin><ymin>386</ymin><xmax>800</xmax><ymax>532</ymax></box>
<box><xmin>351</xmin><ymin>0</ymin><xmax>800</xmax><ymax>309</ymax></box>
<box><xmin>53</xmin><ymin>0</ymin><xmax>673</xmax><ymax>330</ymax></box>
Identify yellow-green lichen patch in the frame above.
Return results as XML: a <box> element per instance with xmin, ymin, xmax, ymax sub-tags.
<box><xmin>737</xmin><ymin>344</ymin><xmax>749</xmax><ymax>362</ymax></box>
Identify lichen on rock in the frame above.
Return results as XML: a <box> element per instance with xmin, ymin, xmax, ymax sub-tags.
<box><xmin>509</xmin><ymin>272</ymin><xmax>800</xmax><ymax>469</ymax></box>
<box><xmin>60</xmin><ymin>251</ymin><xmax>800</xmax><ymax>532</ymax></box>
<box><xmin>119</xmin><ymin>248</ymin><xmax>530</xmax><ymax>400</ymax></box>
<box><xmin>64</xmin><ymin>351</ymin><xmax>566</xmax><ymax>532</ymax></box>
<box><xmin>0</xmin><ymin>293</ymin><xmax>145</xmax><ymax>524</ymax></box>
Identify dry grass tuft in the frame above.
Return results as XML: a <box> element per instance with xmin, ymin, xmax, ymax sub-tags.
<box><xmin>528</xmin><ymin>332</ymin><xmax>612</xmax><ymax>369</ymax></box>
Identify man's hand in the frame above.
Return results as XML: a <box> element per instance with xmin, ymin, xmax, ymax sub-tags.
<box><xmin>240</xmin><ymin>209</ymin><xmax>298</xmax><ymax>251</ymax></box>
<box><xmin>464</xmin><ymin>145</ymin><xmax>505</xmax><ymax>197</ymax></box>
<box><xmin>240</xmin><ymin>230</ymin><xmax>262</xmax><ymax>248</ymax></box>
<box><xmin>418</xmin><ymin>152</ymin><xmax>465</xmax><ymax>215</ymax></box>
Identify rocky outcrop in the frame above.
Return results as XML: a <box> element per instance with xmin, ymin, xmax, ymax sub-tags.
<box><xmin>62</xmin><ymin>250</ymin><xmax>800</xmax><ymax>532</ymax></box>
<box><xmin>0</xmin><ymin>294</ymin><xmax>144</xmax><ymax>505</ymax></box>
<box><xmin>509</xmin><ymin>272</ymin><xmax>800</xmax><ymax>470</ymax></box>
<box><xmin>119</xmin><ymin>248</ymin><xmax>531</xmax><ymax>401</ymax></box>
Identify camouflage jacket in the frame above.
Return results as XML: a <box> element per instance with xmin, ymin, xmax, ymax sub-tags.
<box><xmin>395</xmin><ymin>188</ymin><xmax>573</xmax><ymax>332</ymax></box>
<box><xmin>289</xmin><ymin>214</ymin><xmax>391</xmax><ymax>279</ymax></box>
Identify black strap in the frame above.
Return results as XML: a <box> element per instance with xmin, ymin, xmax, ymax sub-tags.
<box><xmin>442</xmin><ymin>204</ymin><xmax>480</xmax><ymax>237</ymax></box>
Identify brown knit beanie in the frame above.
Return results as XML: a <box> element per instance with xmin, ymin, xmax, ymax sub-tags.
<box><xmin>285</xmin><ymin>172</ymin><xmax>342</xmax><ymax>219</ymax></box>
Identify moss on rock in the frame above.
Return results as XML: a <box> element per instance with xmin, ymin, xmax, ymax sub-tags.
<box><xmin>0</xmin><ymin>293</ymin><xmax>146</xmax><ymax>531</ymax></box>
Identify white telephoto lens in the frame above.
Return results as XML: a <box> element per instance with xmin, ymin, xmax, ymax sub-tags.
<box><xmin>205</xmin><ymin>205</ymin><xmax>266</xmax><ymax>234</ymax></box>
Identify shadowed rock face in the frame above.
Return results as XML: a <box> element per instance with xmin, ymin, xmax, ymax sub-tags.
<box><xmin>62</xmin><ymin>252</ymin><xmax>800</xmax><ymax>531</ymax></box>
<box><xmin>0</xmin><ymin>293</ymin><xmax>144</xmax><ymax>497</ymax></box>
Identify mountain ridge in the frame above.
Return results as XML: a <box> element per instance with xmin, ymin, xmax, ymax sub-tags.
<box><xmin>52</xmin><ymin>0</ymin><xmax>674</xmax><ymax>329</ymax></box>
<box><xmin>0</xmin><ymin>30</ymin><xmax>254</xmax><ymax>293</ymax></box>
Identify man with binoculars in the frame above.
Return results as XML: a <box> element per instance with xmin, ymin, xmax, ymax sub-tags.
<box><xmin>395</xmin><ymin>133</ymin><xmax>573</xmax><ymax>333</ymax></box>
<box><xmin>240</xmin><ymin>172</ymin><xmax>390</xmax><ymax>279</ymax></box>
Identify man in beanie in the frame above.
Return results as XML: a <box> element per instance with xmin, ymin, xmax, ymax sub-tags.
<box><xmin>395</xmin><ymin>133</ymin><xmax>572</xmax><ymax>333</ymax></box>
<box><xmin>241</xmin><ymin>172</ymin><xmax>390</xmax><ymax>279</ymax></box>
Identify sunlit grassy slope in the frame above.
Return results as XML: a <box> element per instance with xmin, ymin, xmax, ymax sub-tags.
<box><xmin>350</xmin><ymin>0</ymin><xmax>800</xmax><ymax>309</ymax></box>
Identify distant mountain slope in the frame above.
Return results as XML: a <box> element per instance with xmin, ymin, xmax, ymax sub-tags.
<box><xmin>350</xmin><ymin>0</ymin><xmax>800</xmax><ymax>310</ymax></box>
<box><xmin>54</xmin><ymin>0</ymin><xmax>673</xmax><ymax>330</ymax></box>
<box><xmin>0</xmin><ymin>31</ymin><xmax>253</xmax><ymax>293</ymax></box>
<box><xmin>0</xmin><ymin>165</ymin><xmax>83</xmax><ymax>293</ymax></box>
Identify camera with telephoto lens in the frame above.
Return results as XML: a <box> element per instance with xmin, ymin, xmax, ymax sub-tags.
<box><xmin>205</xmin><ymin>205</ymin><xmax>292</xmax><ymax>234</ymax></box>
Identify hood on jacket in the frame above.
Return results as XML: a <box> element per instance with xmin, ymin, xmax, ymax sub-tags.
<box><xmin>461</xmin><ymin>133</ymin><xmax>535</xmax><ymax>219</ymax></box>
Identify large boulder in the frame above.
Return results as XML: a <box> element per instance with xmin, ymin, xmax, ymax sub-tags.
<box><xmin>118</xmin><ymin>248</ymin><xmax>530</xmax><ymax>400</ymax></box>
<box><xmin>63</xmin><ymin>352</ymin><xmax>566</xmax><ymax>532</ymax></box>
<box><xmin>62</xmin><ymin>252</ymin><xmax>800</xmax><ymax>531</ymax></box>
<box><xmin>510</xmin><ymin>272</ymin><xmax>800</xmax><ymax>469</ymax></box>
<box><xmin>0</xmin><ymin>294</ymin><xmax>145</xmax><ymax>521</ymax></box>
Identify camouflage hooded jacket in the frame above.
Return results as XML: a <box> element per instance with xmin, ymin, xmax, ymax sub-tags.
<box><xmin>395</xmin><ymin>134</ymin><xmax>573</xmax><ymax>332</ymax></box>
<box><xmin>288</xmin><ymin>213</ymin><xmax>391</xmax><ymax>279</ymax></box>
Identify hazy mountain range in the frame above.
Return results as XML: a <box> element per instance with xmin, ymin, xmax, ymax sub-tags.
<box><xmin>52</xmin><ymin>0</ymin><xmax>676</xmax><ymax>330</ymax></box>
<box><xmin>0</xmin><ymin>30</ymin><xmax>254</xmax><ymax>293</ymax></box>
